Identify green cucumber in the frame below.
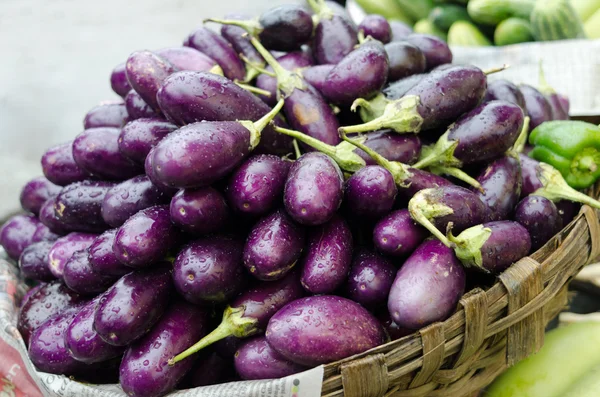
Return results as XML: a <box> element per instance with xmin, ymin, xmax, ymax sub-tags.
<box><xmin>447</xmin><ymin>21</ymin><xmax>492</xmax><ymax>46</ymax></box>
<box><xmin>584</xmin><ymin>7</ymin><xmax>600</xmax><ymax>37</ymax></box>
<box><xmin>395</xmin><ymin>0</ymin><xmax>435</xmax><ymax>21</ymax></box>
<box><xmin>429</xmin><ymin>4</ymin><xmax>471</xmax><ymax>32</ymax></box>
<box><xmin>494</xmin><ymin>18</ymin><xmax>534</xmax><ymax>45</ymax></box>
<box><xmin>570</xmin><ymin>0</ymin><xmax>600</xmax><ymax>22</ymax></box>
<box><xmin>413</xmin><ymin>19</ymin><xmax>448</xmax><ymax>40</ymax></box>
<box><xmin>355</xmin><ymin>0</ymin><xmax>414</xmax><ymax>25</ymax></box>
<box><xmin>531</xmin><ymin>0</ymin><xmax>586</xmax><ymax>41</ymax></box>
<box><xmin>467</xmin><ymin>0</ymin><xmax>535</xmax><ymax>25</ymax></box>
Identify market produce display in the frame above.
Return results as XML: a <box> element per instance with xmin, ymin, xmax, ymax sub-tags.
<box><xmin>2</xmin><ymin>1</ymin><xmax>600</xmax><ymax>396</ymax></box>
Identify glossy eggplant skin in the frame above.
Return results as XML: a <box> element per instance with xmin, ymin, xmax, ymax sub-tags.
<box><xmin>258</xmin><ymin>5</ymin><xmax>314</xmax><ymax>51</ymax></box>
<box><xmin>48</xmin><ymin>232</ymin><xmax>97</xmax><ymax>279</ymax></box>
<box><xmin>125</xmin><ymin>90</ymin><xmax>160</xmax><ymax>120</ymax></box>
<box><xmin>519</xmin><ymin>84</ymin><xmax>553</xmax><ymax>130</ymax></box>
<box><xmin>118</xmin><ymin>118</ymin><xmax>177</xmax><ymax>164</ymax></box>
<box><xmin>20</xmin><ymin>176</ymin><xmax>61</xmax><ymax>216</ymax></box>
<box><xmin>0</xmin><ymin>215</ymin><xmax>42</xmax><ymax>260</ymax></box>
<box><xmin>345</xmin><ymin>166</ymin><xmax>398</xmax><ymax>220</ymax></box>
<box><xmin>88</xmin><ymin>229</ymin><xmax>131</xmax><ymax>276</ymax></box>
<box><xmin>185</xmin><ymin>27</ymin><xmax>246</xmax><ymax>81</ymax></box>
<box><xmin>301</xmin><ymin>64</ymin><xmax>335</xmax><ymax>94</ymax></box>
<box><xmin>373</xmin><ymin>209</ymin><xmax>428</xmax><ymax>257</ymax></box>
<box><xmin>356</xmin><ymin>131</ymin><xmax>422</xmax><ymax>166</ymax></box>
<box><xmin>41</xmin><ymin>141</ymin><xmax>90</xmax><ymax>186</ymax></box>
<box><xmin>385</xmin><ymin>42</ymin><xmax>426</xmax><ymax>82</ymax></box>
<box><xmin>54</xmin><ymin>181</ymin><xmax>115</xmax><ymax>233</ymax></box>
<box><xmin>255</xmin><ymin>51</ymin><xmax>315</xmax><ymax>106</ymax></box>
<box><xmin>359</xmin><ymin>14</ymin><xmax>392</xmax><ymax>44</ymax></box>
<box><xmin>83</xmin><ymin>102</ymin><xmax>129</xmax><ymax>129</ymax></box>
<box><xmin>62</xmin><ymin>249</ymin><xmax>118</xmax><ymax>295</ymax></box>
<box><xmin>155</xmin><ymin>46</ymin><xmax>218</xmax><ymax>72</ymax></box>
<box><xmin>474</xmin><ymin>156</ymin><xmax>522</xmax><ymax>221</ymax></box>
<box><xmin>313</xmin><ymin>13</ymin><xmax>359</xmax><ymax>65</ymax></box>
<box><xmin>514</xmin><ymin>196</ymin><xmax>562</xmax><ymax>251</ymax></box>
<box><xmin>473</xmin><ymin>221</ymin><xmax>532</xmax><ymax>273</ymax></box>
<box><xmin>19</xmin><ymin>241</ymin><xmax>56</xmax><ymax>282</ymax></box>
<box><xmin>234</xmin><ymin>336</ymin><xmax>307</xmax><ymax>380</ymax></box>
<box><xmin>125</xmin><ymin>50</ymin><xmax>178</xmax><ymax>112</ymax></box>
<box><xmin>405</xmin><ymin>34</ymin><xmax>452</xmax><ymax>70</ymax></box>
<box><xmin>390</xmin><ymin>21</ymin><xmax>412</xmax><ymax>41</ymax></box>
<box><xmin>347</xmin><ymin>250</ymin><xmax>396</xmax><ymax>308</ymax></box>
<box><xmin>111</xmin><ymin>62</ymin><xmax>132</xmax><ymax>97</ymax></box>
<box><xmin>485</xmin><ymin>79</ymin><xmax>527</xmax><ymax>113</ymax></box>
<box><xmin>170</xmin><ymin>188</ymin><xmax>230</xmax><ymax>235</ymax></box>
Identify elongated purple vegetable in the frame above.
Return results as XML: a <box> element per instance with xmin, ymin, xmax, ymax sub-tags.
<box><xmin>84</xmin><ymin>102</ymin><xmax>129</xmax><ymax>129</ymax></box>
<box><xmin>377</xmin><ymin>310</ymin><xmax>412</xmax><ymax>341</ymax></box>
<box><xmin>168</xmin><ymin>270</ymin><xmax>304</xmax><ymax>364</ymax></box>
<box><xmin>124</xmin><ymin>90</ymin><xmax>160</xmax><ymax>120</ymax></box>
<box><xmin>388</xmin><ymin>239</ymin><xmax>465</xmax><ymax>329</ymax></box>
<box><xmin>485</xmin><ymin>79</ymin><xmax>527</xmax><ymax>113</ymax></box>
<box><xmin>170</xmin><ymin>187</ymin><xmax>230</xmax><ymax>235</ymax></box>
<box><xmin>359</xmin><ymin>14</ymin><xmax>392</xmax><ymax>43</ymax></box>
<box><xmin>474</xmin><ymin>155</ymin><xmax>522</xmax><ymax>221</ymax></box>
<box><xmin>110</xmin><ymin>62</ymin><xmax>132</xmax><ymax>97</ymax></box>
<box><xmin>118</xmin><ymin>118</ymin><xmax>177</xmax><ymax>164</ymax></box>
<box><xmin>373</xmin><ymin>209</ymin><xmax>428</xmax><ymax>257</ymax></box>
<box><xmin>48</xmin><ymin>232</ymin><xmax>97</xmax><ymax>278</ymax></box>
<box><xmin>41</xmin><ymin>141</ymin><xmax>90</xmax><ymax>186</ymax></box>
<box><xmin>88</xmin><ymin>229</ymin><xmax>131</xmax><ymax>276</ymax></box>
<box><xmin>39</xmin><ymin>198</ymin><xmax>69</xmax><ymax>235</ymax></box>
<box><xmin>126</xmin><ymin>50</ymin><xmax>178</xmax><ymax>112</ymax></box>
<box><xmin>537</xmin><ymin>67</ymin><xmax>569</xmax><ymax>121</ymax></box>
<box><xmin>390</xmin><ymin>21</ymin><xmax>412</xmax><ymax>41</ymax></box>
<box><xmin>347</xmin><ymin>250</ymin><xmax>396</xmax><ymax>308</ymax></box>
<box><xmin>20</xmin><ymin>177</ymin><xmax>61</xmax><ymax>216</ymax></box>
<box><xmin>519</xmin><ymin>84</ymin><xmax>553</xmax><ymax>130</ymax></box>
<box><xmin>255</xmin><ymin>51</ymin><xmax>315</xmax><ymax>106</ymax></box>
<box><xmin>345</xmin><ymin>165</ymin><xmax>398</xmax><ymax>219</ymax></box>
<box><xmin>235</xmin><ymin>336</ymin><xmax>307</xmax><ymax>380</ymax></box>
<box><xmin>185</xmin><ymin>27</ymin><xmax>245</xmax><ymax>81</ymax></box>
<box><xmin>155</xmin><ymin>46</ymin><xmax>218</xmax><ymax>72</ymax></box>
<box><xmin>404</xmin><ymin>34</ymin><xmax>452</xmax><ymax>70</ymax></box>
<box><xmin>307</xmin><ymin>0</ymin><xmax>358</xmax><ymax>65</ymax></box>
<box><xmin>19</xmin><ymin>241</ymin><xmax>55</xmax><ymax>282</ymax></box>
<box><xmin>514</xmin><ymin>195</ymin><xmax>562</xmax><ymax>251</ymax></box>
<box><xmin>0</xmin><ymin>215</ymin><xmax>42</xmax><ymax>259</ymax></box>
<box><xmin>300</xmin><ymin>64</ymin><xmax>335</xmax><ymax>94</ymax></box>
<box><xmin>63</xmin><ymin>249</ymin><xmax>119</xmax><ymax>295</ymax></box>
<box><xmin>385</xmin><ymin>42</ymin><xmax>426</xmax><ymax>82</ymax></box>
<box><xmin>54</xmin><ymin>181</ymin><xmax>115</xmax><ymax>233</ymax></box>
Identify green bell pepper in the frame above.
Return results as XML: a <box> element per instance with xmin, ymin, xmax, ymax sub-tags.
<box><xmin>529</xmin><ymin>120</ymin><xmax>600</xmax><ymax>189</ymax></box>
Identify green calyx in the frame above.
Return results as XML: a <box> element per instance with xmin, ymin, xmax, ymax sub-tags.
<box><xmin>352</xmin><ymin>94</ymin><xmax>391</xmax><ymax>123</ymax></box>
<box><xmin>408</xmin><ymin>189</ymin><xmax>454</xmax><ymax>247</ymax></box>
<box><xmin>209</xmin><ymin>64</ymin><xmax>225</xmax><ymax>76</ymax></box>
<box><xmin>340</xmin><ymin>95</ymin><xmax>424</xmax><ymax>134</ymax></box>
<box><xmin>168</xmin><ymin>305</ymin><xmax>258</xmax><ymax>366</ymax></box>
<box><xmin>447</xmin><ymin>224</ymin><xmax>493</xmax><ymax>271</ymax></box>
<box><xmin>508</xmin><ymin>116</ymin><xmax>530</xmax><ymax>157</ymax></box>
<box><xmin>306</xmin><ymin>0</ymin><xmax>334</xmax><ymax>20</ymax></box>
<box><xmin>429</xmin><ymin>165</ymin><xmax>484</xmax><ymax>192</ymax></box>
<box><xmin>534</xmin><ymin>162</ymin><xmax>600</xmax><ymax>210</ymax></box>
<box><xmin>204</xmin><ymin>17</ymin><xmax>263</xmax><ymax>37</ymax></box>
<box><xmin>240</xmin><ymin>99</ymin><xmax>284</xmax><ymax>149</ymax></box>
<box><xmin>413</xmin><ymin>131</ymin><xmax>461</xmax><ymax>169</ymax></box>
<box><xmin>235</xmin><ymin>82</ymin><xmax>272</xmax><ymax>97</ymax></box>
<box><xmin>537</xmin><ymin>61</ymin><xmax>555</xmax><ymax>96</ymax></box>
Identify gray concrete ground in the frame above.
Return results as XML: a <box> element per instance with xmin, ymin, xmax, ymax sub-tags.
<box><xmin>0</xmin><ymin>0</ymin><xmax>294</xmax><ymax>217</ymax></box>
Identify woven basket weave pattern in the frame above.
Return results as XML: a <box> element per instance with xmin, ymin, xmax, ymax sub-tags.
<box><xmin>320</xmin><ymin>184</ymin><xmax>600</xmax><ymax>397</ymax></box>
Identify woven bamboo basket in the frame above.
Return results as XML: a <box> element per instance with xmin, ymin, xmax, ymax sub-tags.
<box><xmin>319</xmin><ymin>184</ymin><xmax>600</xmax><ymax>397</ymax></box>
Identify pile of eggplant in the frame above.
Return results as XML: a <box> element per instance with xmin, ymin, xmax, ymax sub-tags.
<box><xmin>2</xmin><ymin>1</ymin><xmax>599</xmax><ymax>396</ymax></box>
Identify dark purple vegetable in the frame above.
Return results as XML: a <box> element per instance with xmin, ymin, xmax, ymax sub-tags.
<box><xmin>300</xmin><ymin>64</ymin><xmax>335</xmax><ymax>94</ymax></box>
<box><xmin>0</xmin><ymin>214</ymin><xmax>41</xmax><ymax>259</ymax></box>
<box><xmin>519</xmin><ymin>84</ymin><xmax>553</xmax><ymax>130</ymax></box>
<box><xmin>20</xmin><ymin>283</ymin><xmax>44</xmax><ymax>312</ymax></box>
<box><xmin>119</xmin><ymin>300</ymin><xmax>209</xmax><ymax>397</ymax></box>
<box><xmin>537</xmin><ymin>71</ymin><xmax>569</xmax><ymax>120</ymax></box>
<box><xmin>390</xmin><ymin>21</ymin><xmax>412</xmax><ymax>41</ymax></box>
<box><xmin>558</xmin><ymin>94</ymin><xmax>570</xmax><ymax>116</ymax></box>
<box><xmin>474</xmin><ymin>155</ymin><xmax>522</xmax><ymax>221</ymax></box>
<box><xmin>347</xmin><ymin>250</ymin><xmax>396</xmax><ymax>308</ymax></box>
<box><xmin>63</xmin><ymin>249</ymin><xmax>118</xmax><ymax>295</ymax></box>
<box><xmin>48</xmin><ymin>232</ymin><xmax>97</xmax><ymax>278</ymax></box>
<box><xmin>300</xmin><ymin>214</ymin><xmax>353</xmax><ymax>294</ymax></box>
<box><xmin>485</xmin><ymin>79</ymin><xmax>527</xmax><ymax>113</ymax></box>
<box><xmin>155</xmin><ymin>46</ymin><xmax>218</xmax><ymax>72</ymax></box>
<box><xmin>170</xmin><ymin>187</ymin><xmax>230</xmax><ymax>235</ymax></box>
<box><xmin>31</xmin><ymin>221</ymin><xmax>60</xmax><ymax>243</ymax></box>
<box><xmin>388</xmin><ymin>239</ymin><xmax>465</xmax><ymax>329</ymax></box>
<box><xmin>126</xmin><ymin>50</ymin><xmax>178</xmax><ymax>112</ymax></box>
<box><xmin>118</xmin><ymin>118</ymin><xmax>177</xmax><ymax>164</ymax></box>
<box><xmin>377</xmin><ymin>311</ymin><xmax>412</xmax><ymax>341</ymax></box>
<box><xmin>54</xmin><ymin>181</ymin><xmax>115</xmax><ymax>233</ymax></box>
<box><xmin>448</xmin><ymin>221</ymin><xmax>531</xmax><ymax>273</ymax></box>
<box><xmin>101</xmin><ymin>175</ymin><xmax>169</xmax><ymax>228</ymax></box>
<box><xmin>88</xmin><ymin>229</ymin><xmax>131</xmax><ymax>276</ymax></box>
<box><xmin>169</xmin><ymin>270</ymin><xmax>303</xmax><ymax>364</ymax></box>
<box><xmin>310</xmin><ymin>0</ymin><xmax>359</xmax><ymax>65</ymax></box>
<box><xmin>226</xmin><ymin>154</ymin><xmax>291</xmax><ymax>217</ymax></box>
<box><xmin>185</xmin><ymin>27</ymin><xmax>245</xmax><ymax>81</ymax></box>
<box><xmin>83</xmin><ymin>102</ymin><xmax>128</xmax><ymax>129</ymax></box>
<box><xmin>235</xmin><ymin>336</ymin><xmax>307</xmax><ymax>380</ymax></box>
<box><xmin>65</xmin><ymin>295</ymin><xmax>125</xmax><ymax>363</ymax></box>
<box><xmin>19</xmin><ymin>241</ymin><xmax>55</xmax><ymax>281</ymax></box>
<box><xmin>359</xmin><ymin>14</ymin><xmax>392</xmax><ymax>43</ymax></box>
<box><xmin>284</xmin><ymin>152</ymin><xmax>344</xmax><ymax>225</ymax></box>
<box><xmin>373</xmin><ymin>209</ymin><xmax>428</xmax><ymax>257</ymax></box>
<box><xmin>20</xmin><ymin>177</ymin><xmax>61</xmax><ymax>215</ymax></box>
<box><xmin>243</xmin><ymin>209</ymin><xmax>305</xmax><ymax>281</ymax></box>
<box><xmin>514</xmin><ymin>196</ymin><xmax>562</xmax><ymax>251</ymax></box>
<box><xmin>382</xmin><ymin>73</ymin><xmax>426</xmax><ymax>100</ymax></box>
<box><xmin>41</xmin><ymin>141</ymin><xmax>89</xmax><ymax>186</ymax></box>
<box><xmin>39</xmin><ymin>197</ymin><xmax>69</xmax><ymax>235</ymax></box>
<box><xmin>125</xmin><ymin>90</ymin><xmax>161</xmax><ymax>120</ymax></box>
<box><xmin>113</xmin><ymin>205</ymin><xmax>178</xmax><ymax>268</ymax></box>
<box><xmin>385</xmin><ymin>42</ymin><xmax>426</xmax><ymax>82</ymax></box>
<box><xmin>556</xmin><ymin>200</ymin><xmax>578</xmax><ymax>227</ymax></box>
<box><xmin>345</xmin><ymin>165</ymin><xmax>397</xmax><ymax>219</ymax></box>
<box><xmin>17</xmin><ymin>281</ymin><xmax>83</xmax><ymax>345</ymax></box>
<box><xmin>405</xmin><ymin>34</ymin><xmax>452</xmax><ymax>70</ymax></box>
<box><xmin>320</xmin><ymin>40</ymin><xmax>389</xmax><ymax>106</ymax></box>
<box><xmin>408</xmin><ymin>186</ymin><xmax>489</xmax><ymax>247</ymax></box>
<box><xmin>110</xmin><ymin>62</ymin><xmax>132</xmax><ymax>97</ymax></box>
<box><xmin>94</xmin><ymin>266</ymin><xmax>172</xmax><ymax>346</ymax></box>
<box><xmin>182</xmin><ymin>349</ymin><xmax>234</xmax><ymax>387</ymax></box>
<box><xmin>173</xmin><ymin>235</ymin><xmax>244</xmax><ymax>305</ymax></box>
<box><xmin>266</xmin><ymin>295</ymin><xmax>386</xmax><ymax>365</ymax></box>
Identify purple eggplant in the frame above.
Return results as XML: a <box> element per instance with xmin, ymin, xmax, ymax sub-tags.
<box><xmin>448</xmin><ymin>221</ymin><xmax>531</xmax><ymax>273</ymax></box>
<box><xmin>185</xmin><ymin>27</ymin><xmax>245</xmax><ymax>81</ymax></box>
<box><xmin>514</xmin><ymin>195</ymin><xmax>562</xmax><ymax>251</ymax></box>
<box><xmin>300</xmin><ymin>214</ymin><xmax>353</xmax><ymax>294</ymax></box>
<box><xmin>156</xmin><ymin>71</ymin><xmax>292</xmax><ymax>154</ymax></box>
<box><xmin>155</xmin><ymin>46</ymin><xmax>218</xmax><ymax>72</ymax></box>
<box><xmin>558</xmin><ymin>94</ymin><xmax>570</xmax><ymax>116</ymax></box>
<box><xmin>54</xmin><ymin>181</ymin><xmax>115</xmax><ymax>233</ymax></box>
<box><xmin>20</xmin><ymin>284</ymin><xmax>44</xmax><ymax>312</ymax></box>
<box><xmin>219</xmin><ymin>15</ymin><xmax>266</xmax><ymax>83</ymax></box>
<box><xmin>320</xmin><ymin>40</ymin><xmax>389</xmax><ymax>106</ymax></box>
<box><xmin>101</xmin><ymin>175</ymin><xmax>169</xmax><ymax>228</ymax></box>
<box><xmin>18</xmin><ymin>241</ymin><xmax>55</xmax><ymax>281</ymax></box>
<box><xmin>17</xmin><ymin>281</ymin><xmax>83</xmax><ymax>345</ymax></box>
<box><xmin>113</xmin><ymin>205</ymin><xmax>178</xmax><ymax>268</ymax></box>
<box><xmin>485</xmin><ymin>79</ymin><xmax>527</xmax><ymax>113</ymax></box>
<box><xmin>168</xmin><ymin>270</ymin><xmax>303</xmax><ymax>364</ymax></box>
<box><xmin>118</xmin><ymin>118</ymin><xmax>177</xmax><ymax>164</ymax></box>
<box><xmin>235</xmin><ymin>336</ymin><xmax>307</xmax><ymax>380</ymax></box>
<box><xmin>538</xmin><ymin>71</ymin><xmax>569</xmax><ymax>120</ymax></box>
<box><xmin>345</xmin><ymin>165</ymin><xmax>397</xmax><ymax>219</ymax></box>
<box><xmin>556</xmin><ymin>200</ymin><xmax>578</xmax><ymax>227</ymax></box>
<box><xmin>48</xmin><ymin>232</ymin><xmax>96</xmax><ymax>278</ymax></box>
<box><xmin>519</xmin><ymin>84</ymin><xmax>553</xmax><ymax>130</ymax></box>
<box><xmin>41</xmin><ymin>141</ymin><xmax>89</xmax><ymax>186</ymax></box>
<box><xmin>63</xmin><ymin>249</ymin><xmax>118</xmax><ymax>295</ymax></box>
<box><xmin>359</xmin><ymin>14</ymin><xmax>392</xmax><ymax>43</ymax></box>
<box><xmin>182</xmin><ymin>349</ymin><xmax>235</xmax><ymax>387</ymax></box>
<box><xmin>20</xmin><ymin>176</ymin><xmax>61</xmax><ymax>215</ymax></box>
<box><xmin>309</xmin><ymin>0</ymin><xmax>358</xmax><ymax>65</ymax></box>
<box><xmin>373</xmin><ymin>208</ymin><xmax>428</xmax><ymax>257</ymax></box>
<box><xmin>300</xmin><ymin>64</ymin><xmax>335</xmax><ymax>94</ymax></box>
<box><xmin>31</xmin><ymin>221</ymin><xmax>60</xmax><ymax>243</ymax></box>
<box><xmin>390</xmin><ymin>21</ymin><xmax>412</xmax><ymax>41</ymax></box>
<box><xmin>377</xmin><ymin>310</ymin><xmax>412</xmax><ymax>341</ymax></box>
<box><xmin>405</xmin><ymin>34</ymin><xmax>452</xmax><ymax>70</ymax></box>
<box><xmin>126</xmin><ymin>50</ymin><xmax>178</xmax><ymax>112</ymax></box>
<box><xmin>39</xmin><ymin>198</ymin><xmax>69</xmax><ymax>235</ymax></box>
<box><xmin>83</xmin><ymin>102</ymin><xmax>128</xmax><ymax>129</ymax></box>
<box><xmin>110</xmin><ymin>62</ymin><xmax>132</xmax><ymax>97</ymax></box>
<box><xmin>255</xmin><ymin>51</ymin><xmax>315</xmax><ymax>106</ymax></box>
<box><xmin>94</xmin><ymin>266</ymin><xmax>172</xmax><ymax>346</ymax></box>
<box><xmin>124</xmin><ymin>90</ymin><xmax>161</xmax><ymax>120</ymax></box>
<box><xmin>284</xmin><ymin>152</ymin><xmax>344</xmax><ymax>225</ymax></box>
<box><xmin>347</xmin><ymin>250</ymin><xmax>396</xmax><ymax>308</ymax></box>
<box><xmin>474</xmin><ymin>155</ymin><xmax>522</xmax><ymax>221</ymax></box>
<box><xmin>266</xmin><ymin>295</ymin><xmax>386</xmax><ymax>365</ymax></box>
<box><xmin>226</xmin><ymin>154</ymin><xmax>291</xmax><ymax>217</ymax></box>
<box><xmin>120</xmin><ymin>301</ymin><xmax>209</xmax><ymax>397</ymax></box>
<box><xmin>173</xmin><ymin>235</ymin><xmax>244</xmax><ymax>305</ymax></box>
<box><xmin>382</xmin><ymin>73</ymin><xmax>426</xmax><ymax>100</ymax></box>
<box><xmin>408</xmin><ymin>186</ymin><xmax>489</xmax><ymax>247</ymax></box>
<box><xmin>170</xmin><ymin>187</ymin><xmax>230</xmax><ymax>235</ymax></box>
<box><xmin>88</xmin><ymin>229</ymin><xmax>131</xmax><ymax>276</ymax></box>
<box><xmin>388</xmin><ymin>239</ymin><xmax>465</xmax><ymax>329</ymax></box>
<box><xmin>65</xmin><ymin>295</ymin><xmax>125</xmax><ymax>363</ymax></box>
<box><xmin>385</xmin><ymin>42</ymin><xmax>426</xmax><ymax>82</ymax></box>
<box><xmin>243</xmin><ymin>209</ymin><xmax>305</xmax><ymax>281</ymax></box>
<box><xmin>0</xmin><ymin>214</ymin><xmax>40</xmax><ymax>259</ymax></box>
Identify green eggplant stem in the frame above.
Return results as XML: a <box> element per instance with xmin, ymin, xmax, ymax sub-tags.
<box><xmin>239</xmin><ymin>99</ymin><xmax>284</xmax><ymax>149</ymax></box>
<box><xmin>204</xmin><ymin>17</ymin><xmax>262</xmax><ymax>36</ymax></box>
<box><xmin>235</xmin><ymin>82</ymin><xmax>272</xmax><ymax>97</ymax></box>
<box><xmin>429</xmin><ymin>165</ymin><xmax>483</xmax><ymax>191</ymax></box>
<box><xmin>340</xmin><ymin>95</ymin><xmax>423</xmax><ymax>134</ymax></box>
<box><xmin>407</xmin><ymin>190</ymin><xmax>454</xmax><ymax>247</ymax></box>
<box><xmin>292</xmin><ymin>139</ymin><xmax>302</xmax><ymax>159</ymax></box>
<box><xmin>483</xmin><ymin>64</ymin><xmax>509</xmax><ymax>75</ymax></box>
<box><xmin>535</xmin><ymin>163</ymin><xmax>600</xmax><ymax>210</ymax></box>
